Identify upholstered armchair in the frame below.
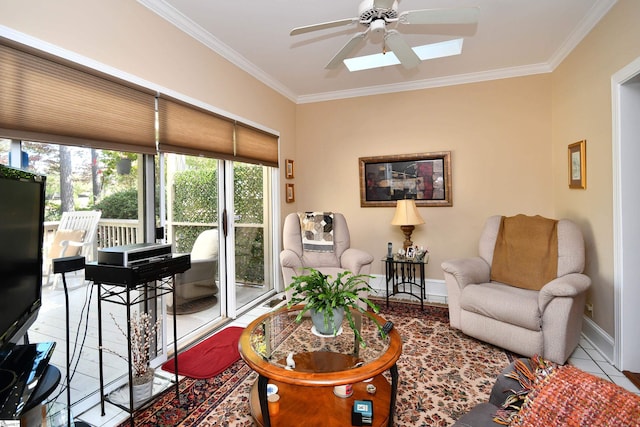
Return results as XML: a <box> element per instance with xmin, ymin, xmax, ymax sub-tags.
<box><xmin>280</xmin><ymin>212</ymin><xmax>374</xmax><ymax>308</ymax></box>
<box><xmin>173</xmin><ymin>229</ymin><xmax>219</xmax><ymax>312</ymax></box>
<box><xmin>441</xmin><ymin>215</ymin><xmax>591</xmax><ymax>364</ymax></box>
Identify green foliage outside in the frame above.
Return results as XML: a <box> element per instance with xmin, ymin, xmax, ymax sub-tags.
<box><xmin>172</xmin><ymin>166</ymin><xmax>218</xmax><ymax>254</ymax></box>
<box><xmin>234</xmin><ymin>164</ymin><xmax>264</xmax><ymax>223</ymax></box>
<box><xmin>234</xmin><ymin>164</ymin><xmax>265</xmax><ymax>285</ymax></box>
<box><xmin>171</xmin><ymin>162</ymin><xmax>266</xmax><ymax>285</ymax></box>
<box><xmin>93</xmin><ymin>189</ymin><xmax>138</xmax><ymax>219</ymax></box>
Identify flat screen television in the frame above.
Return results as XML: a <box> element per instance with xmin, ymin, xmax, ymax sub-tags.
<box><xmin>0</xmin><ymin>164</ymin><xmax>46</xmax><ymax>350</ymax></box>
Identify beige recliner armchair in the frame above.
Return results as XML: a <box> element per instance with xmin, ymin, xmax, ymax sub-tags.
<box><xmin>280</xmin><ymin>212</ymin><xmax>374</xmax><ymax>307</ymax></box>
<box><xmin>441</xmin><ymin>214</ymin><xmax>591</xmax><ymax>364</ymax></box>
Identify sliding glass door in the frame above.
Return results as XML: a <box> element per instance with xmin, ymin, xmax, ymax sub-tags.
<box><xmin>162</xmin><ymin>154</ymin><xmax>223</xmax><ymax>345</ymax></box>
<box><xmin>161</xmin><ymin>154</ymin><xmax>275</xmax><ymax>345</ymax></box>
<box><xmin>4</xmin><ymin>139</ymin><xmax>278</xmax><ymax>410</ymax></box>
<box><xmin>231</xmin><ymin>162</ymin><xmax>274</xmax><ymax>313</ymax></box>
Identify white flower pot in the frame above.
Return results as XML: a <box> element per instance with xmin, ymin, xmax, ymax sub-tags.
<box><xmin>131</xmin><ymin>378</ymin><xmax>153</xmax><ymax>406</ymax></box>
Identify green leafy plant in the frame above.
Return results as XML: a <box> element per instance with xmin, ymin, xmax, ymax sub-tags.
<box><xmin>93</xmin><ymin>188</ymin><xmax>138</xmax><ymax>219</ymax></box>
<box><xmin>285</xmin><ymin>268</ymin><xmax>382</xmax><ymax>346</ymax></box>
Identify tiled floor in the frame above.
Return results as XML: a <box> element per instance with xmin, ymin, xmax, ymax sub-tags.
<box><xmin>568</xmin><ymin>337</ymin><xmax>640</xmax><ymax>395</ymax></box>
<box><xmin>76</xmin><ymin>300</ymin><xmax>639</xmax><ymax>426</ymax></box>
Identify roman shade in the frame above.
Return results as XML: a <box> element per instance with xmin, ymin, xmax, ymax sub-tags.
<box><xmin>234</xmin><ymin>123</ymin><xmax>278</xmax><ymax>167</ymax></box>
<box><xmin>0</xmin><ymin>38</ymin><xmax>157</xmax><ymax>154</ymax></box>
<box><xmin>158</xmin><ymin>95</ymin><xmax>278</xmax><ymax>167</ymax></box>
<box><xmin>1</xmin><ymin>36</ymin><xmax>279</xmax><ymax>165</ymax></box>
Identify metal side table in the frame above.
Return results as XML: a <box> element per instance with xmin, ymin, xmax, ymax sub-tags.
<box><xmin>383</xmin><ymin>255</ymin><xmax>428</xmax><ymax>309</ymax></box>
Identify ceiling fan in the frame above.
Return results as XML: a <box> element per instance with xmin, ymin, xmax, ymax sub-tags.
<box><xmin>290</xmin><ymin>0</ymin><xmax>479</xmax><ymax>70</ymax></box>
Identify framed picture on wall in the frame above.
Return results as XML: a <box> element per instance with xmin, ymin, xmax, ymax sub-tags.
<box><xmin>285</xmin><ymin>159</ymin><xmax>294</xmax><ymax>179</ymax></box>
<box><xmin>286</xmin><ymin>183</ymin><xmax>295</xmax><ymax>203</ymax></box>
<box><xmin>359</xmin><ymin>151</ymin><xmax>452</xmax><ymax>207</ymax></box>
<box><xmin>568</xmin><ymin>140</ymin><xmax>586</xmax><ymax>189</ymax></box>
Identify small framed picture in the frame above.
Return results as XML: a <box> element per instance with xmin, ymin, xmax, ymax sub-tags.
<box><xmin>568</xmin><ymin>140</ymin><xmax>586</xmax><ymax>189</ymax></box>
<box><xmin>405</xmin><ymin>246</ymin><xmax>416</xmax><ymax>259</ymax></box>
<box><xmin>286</xmin><ymin>183</ymin><xmax>295</xmax><ymax>203</ymax></box>
<box><xmin>285</xmin><ymin>159</ymin><xmax>294</xmax><ymax>179</ymax></box>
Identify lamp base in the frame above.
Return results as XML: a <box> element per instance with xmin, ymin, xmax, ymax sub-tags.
<box><xmin>399</xmin><ymin>225</ymin><xmax>415</xmax><ymax>250</ymax></box>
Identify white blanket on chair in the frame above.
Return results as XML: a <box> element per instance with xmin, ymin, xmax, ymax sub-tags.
<box><xmin>298</xmin><ymin>212</ymin><xmax>334</xmax><ymax>252</ymax></box>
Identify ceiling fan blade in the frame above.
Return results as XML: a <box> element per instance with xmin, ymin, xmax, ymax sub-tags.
<box><xmin>325</xmin><ymin>32</ymin><xmax>368</xmax><ymax>69</ymax></box>
<box><xmin>400</xmin><ymin>7</ymin><xmax>480</xmax><ymax>25</ymax></box>
<box><xmin>290</xmin><ymin>18</ymin><xmax>358</xmax><ymax>36</ymax></box>
<box><xmin>373</xmin><ymin>0</ymin><xmax>396</xmax><ymax>9</ymax></box>
<box><xmin>384</xmin><ymin>31</ymin><xmax>420</xmax><ymax>69</ymax></box>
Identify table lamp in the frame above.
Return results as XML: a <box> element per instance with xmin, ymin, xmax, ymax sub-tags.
<box><xmin>391</xmin><ymin>199</ymin><xmax>425</xmax><ymax>250</ymax></box>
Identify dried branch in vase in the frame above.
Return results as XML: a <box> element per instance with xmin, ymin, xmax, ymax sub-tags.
<box><xmin>103</xmin><ymin>311</ymin><xmax>161</xmax><ymax>385</ymax></box>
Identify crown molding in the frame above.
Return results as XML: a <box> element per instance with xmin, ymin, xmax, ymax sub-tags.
<box><xmin>296</xmin><ymin>63</ymin><xmax>553</xmax><ymax>104</ymax></box>
<box><xmin>547</xmin><ymin>0</ymin><xmax>618</xmax><ymax>70</ymax></box>
<box><xmin>137</xmin><ymin>0</ymin><xmax>298</xmax><ymax>103</ymax></box>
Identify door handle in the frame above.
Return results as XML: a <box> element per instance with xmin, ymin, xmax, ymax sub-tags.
<box><xmin>222</xmin><ymin>209</ymin><xmax>228</xmax><ymax>237</ymax></box>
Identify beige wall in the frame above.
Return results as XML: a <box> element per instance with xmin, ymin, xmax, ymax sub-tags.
<box><xmin>295</xmin><ymin>75</ymin><xmax>554</xmax><ymax>276</ymax></box>
<box><xmin>294</xmin><ymin>0</ymin><xmax>640</xmax><ymax>338</ymax></box>
<box><xmin>0</xmin><ymin>0</ymin><xmax>297</xmax><ymax>215</ymax></box>
<box><xmin>3</xmin><ymin>0</ymin><xmax>639</xmax><ymax>338</ymax></box>
<box><xmin>551</xmin><ymin>0</ymin><xmax>640</xmax><ymax>335</ymax></box>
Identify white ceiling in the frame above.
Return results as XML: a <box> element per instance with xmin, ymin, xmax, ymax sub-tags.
<box><xmin>138</xmin><ymin>0</ymin><xmax>617</xmax><ymax>104</ymax></box>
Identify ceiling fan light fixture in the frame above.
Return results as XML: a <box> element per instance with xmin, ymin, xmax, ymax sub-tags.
<box><xmin>344</xmin><ymin>38</ymin><xmax>464</xmax><ymax>72</ymax></box>
<box><xmin>370</xmin><ymin>18</ymin><xmax>386</xmax><ymax>33</ymax></box>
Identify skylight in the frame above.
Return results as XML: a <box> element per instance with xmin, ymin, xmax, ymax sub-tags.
<box><xmin>343</xmin><ymin>38</ymin><xmax>464</xmax><ymax>72</ymax></box>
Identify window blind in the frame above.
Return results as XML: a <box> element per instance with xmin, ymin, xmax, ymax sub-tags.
<box><xmin>0</xmin><ymin>37</ymin><xmax>279</xmax><ymax>164</ymax></box>
<box><xmin>158</xmin><ymin>94</ymin><xmax>278</xmax><ymax>167</ymax></box>
<box><xmin>235</xmin><ymin>123</ymin><xmax>279</xmax><ymax>167</ymax></box>
<box><xmin>157</xmin><ymin>96</ymin><xmax>235</xmax><ymax>160</ymax></box>
<box><xmin>0</xmin><ymin>38</ymin><xmax>156</xmax><ymax>153</ymax></box>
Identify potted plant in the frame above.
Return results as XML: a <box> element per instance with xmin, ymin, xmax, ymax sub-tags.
<box><xmin>104</xmin><ymin>311</ymin><xmax>161</xmax><ymax>404</ymax></box>
<box><xmin>285</xmin><ymin>268</ymin><xmax>382</xmax><ymax>346</ymax></box>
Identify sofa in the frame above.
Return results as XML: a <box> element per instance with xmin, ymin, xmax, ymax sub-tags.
<box><xmin>442</xmin><ymin>214</ymin><xmax>591</xmax><ymax>364</ymax></box>
<box><xmin>454</xmin><ymin>356</ymin><xmax>640</xmax><ymax>426</ymax></box>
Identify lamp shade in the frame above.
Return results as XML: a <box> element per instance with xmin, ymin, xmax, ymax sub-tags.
<box><xmin>391</xmin><ymin>199</ymin><xmax>425</xmax><ymax>226</ymax></box>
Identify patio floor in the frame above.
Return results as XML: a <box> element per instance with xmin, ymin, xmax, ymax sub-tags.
<box><xmin>27</xmin><ymin>270</ymin><xmax>267</xmax><ymax>416</ymax></box>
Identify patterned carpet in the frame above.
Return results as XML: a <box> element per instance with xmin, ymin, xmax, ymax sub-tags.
<box><xmin>123</xmin><ymin>301</ymin><xmax>513</xmax><ymax>426</ymax></box>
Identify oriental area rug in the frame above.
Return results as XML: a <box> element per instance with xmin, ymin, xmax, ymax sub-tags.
<box><xmin>121</xmin><ymin>301</ymin><xmax>513</xmax><ymax>427</ymax></box>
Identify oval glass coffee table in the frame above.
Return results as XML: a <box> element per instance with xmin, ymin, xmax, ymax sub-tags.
<box><xmin>238</xmin><ymin>305</ymin><xmax>402</xmax><ymax>427</ymax></box>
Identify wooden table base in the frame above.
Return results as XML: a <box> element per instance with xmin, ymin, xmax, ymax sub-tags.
<box><xmin>250</xmin><ymin>374</ymin><xmax>391</xmax><ymax>427</ymax></box>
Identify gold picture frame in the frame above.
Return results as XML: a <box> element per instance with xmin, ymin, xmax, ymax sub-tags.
<box><xmin>285</xmin><ymin>159</ymin><xmax>294</xmax><ymax>179</ymax></box>
<box><xmin>568</xmin><ymin>140</ymin><xmax>586</xmax><ymax>189</ymax></box>
<box><xmin>359</xmin><ymin>151</ymin><xmax>452</xmax><ymax>207</ymax></box>
<box><xmin>286</xmin><ymin>183</ymin><xmax>295</xmax><ymax>203</ymax></box>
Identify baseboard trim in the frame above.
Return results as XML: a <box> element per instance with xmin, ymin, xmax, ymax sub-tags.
<box><xmin>369</xmin><ymin>274</ymin><xmax>448</xmax><ymax>305</ymax></box>
<box><xmin>581</xmin><ymin>315</ymin><xmax>615</xmax><ymax>365</ymax></box>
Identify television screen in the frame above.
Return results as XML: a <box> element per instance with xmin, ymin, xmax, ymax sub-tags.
<box><xmin>0</xmin><ymin>165</ymin><xmax>46</xmax><ymax>349</ymax></box>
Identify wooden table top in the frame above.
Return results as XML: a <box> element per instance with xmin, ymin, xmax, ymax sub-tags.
<box><xmin>238</xmin><ymin>305</ymin><xmax>402</xmax><ymax>386</ymax></box>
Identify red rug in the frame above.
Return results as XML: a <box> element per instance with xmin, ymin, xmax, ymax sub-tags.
<box><xmin>162</xmin><ymin>326</ymin><xmax>244</xmax><ymax>379</ymax></box>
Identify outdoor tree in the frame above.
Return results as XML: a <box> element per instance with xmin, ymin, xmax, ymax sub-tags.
<box><xmin>59</xmin><ymin>145</ymin><xmax>74</xmax><ymax>213</ymax></box>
